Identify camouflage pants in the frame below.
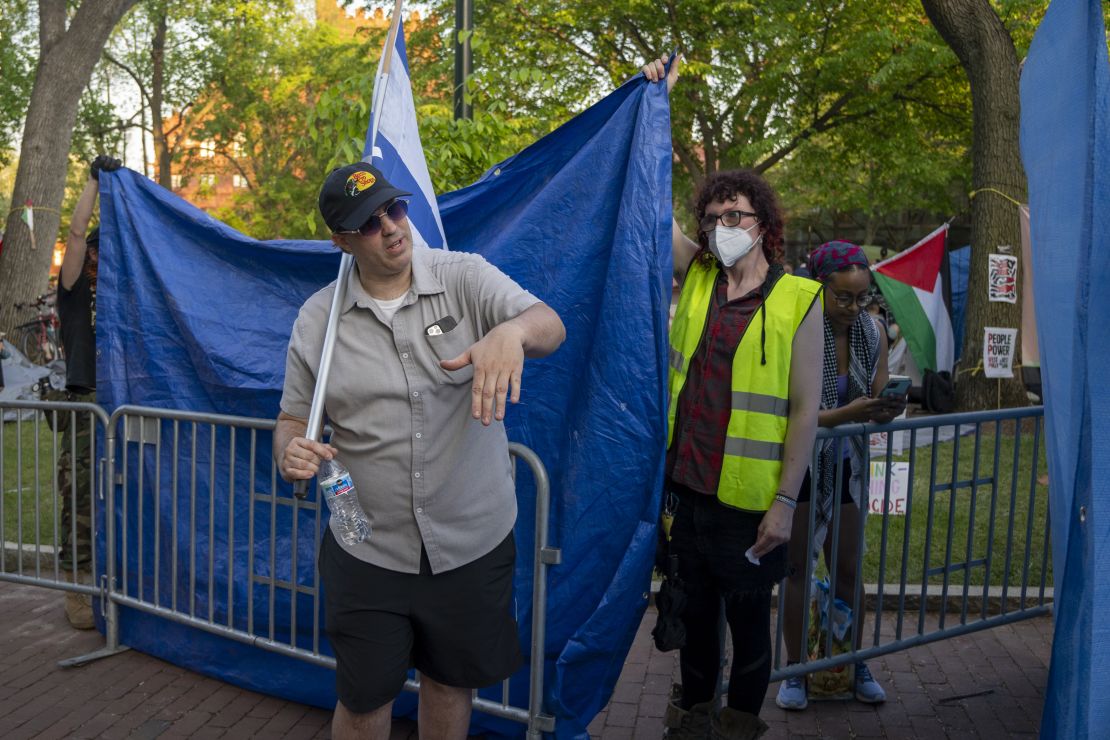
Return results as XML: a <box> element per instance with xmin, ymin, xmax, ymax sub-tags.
<box><xmin>48</xmin><ymin>391</ymin><xmax>96</xmax><ymax>570</ymax></box>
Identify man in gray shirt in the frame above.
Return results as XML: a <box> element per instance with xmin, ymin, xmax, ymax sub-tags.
<box><xmin>275</xmin><ymin>162</ymin><xmax>565</xmax><ymax>740</ymax></box>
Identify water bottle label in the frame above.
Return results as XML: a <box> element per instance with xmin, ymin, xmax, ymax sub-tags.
<box><xmin>322</xmin><ymin>473</ymin><xmax>354</xmax><ymax>498</ymax></box>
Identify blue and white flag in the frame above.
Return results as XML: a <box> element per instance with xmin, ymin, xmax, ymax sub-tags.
<box><xmin>362</xmin><ymin>19</ymin><xmax>447</xmax><ymax>250</ymax></box>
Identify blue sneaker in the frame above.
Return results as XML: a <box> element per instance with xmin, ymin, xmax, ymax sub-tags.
<box><xmin>854</xmin><ymin>662</ymin><xmax>886</xmax><ymax>704</ymax></box>
<box><xmin>775</xmin><ymin>675</ymin><xmax>807</xmax><ymax>710</ymax></box>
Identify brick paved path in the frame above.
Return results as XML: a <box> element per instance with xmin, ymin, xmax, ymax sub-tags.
<box><xmin>590</xmin><ymin>607</ymin><xmax>1052</xmax><ymax>739</ymax></box>
<box><xmin>0</xmin><ymin>583</ymin><xmax>388</xmax><ymax>740</ymax></box>
<box><xmin>0</xmin><ymin>581</ymin><xmax>1050</xmax><ymax>739</ymax></box>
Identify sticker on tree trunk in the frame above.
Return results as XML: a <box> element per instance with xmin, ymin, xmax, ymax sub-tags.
<box><xmin>983</xmin><ymin>327</ymin><xmax>1018</xmax><ymax>378</ymax></box>
<box><xmin>988</xmin><ymin>253</ymin><xmax>1018</xmax><ymax>303</ymax></box>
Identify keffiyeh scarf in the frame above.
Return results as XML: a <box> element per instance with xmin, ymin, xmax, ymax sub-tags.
<box><xmin>815</xmin><ymin>311</ymin><xmax>879</xmax><ymax>535</ymax></box>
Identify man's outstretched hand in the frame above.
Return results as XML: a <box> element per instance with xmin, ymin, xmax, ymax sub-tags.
<box><xmin>440</xmin><ymin>323</ymin><xmax>526</xmax><ymax>427</ymax></box>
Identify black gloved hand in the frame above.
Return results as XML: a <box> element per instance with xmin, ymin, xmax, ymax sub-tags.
<box><xmin>90</xmin><ymin>154</ymin><xmax>123</xmax><ymax>181</ymax></box>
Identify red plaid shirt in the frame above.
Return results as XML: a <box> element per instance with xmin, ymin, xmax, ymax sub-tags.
<box><xmin>666</xmin><ymin>268</ymin><xmax>775</xmax><ymax>495</ymax></box>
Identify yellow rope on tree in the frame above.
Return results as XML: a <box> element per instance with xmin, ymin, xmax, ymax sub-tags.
<box><xmin>967</xmin><ymin>187</ymin><xmax>1025</xmax><ymax>208</ymax></box>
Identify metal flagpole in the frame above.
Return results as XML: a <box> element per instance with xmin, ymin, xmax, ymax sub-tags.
<box><xmin>454</xmin><ymin>0</ymin><xmax>473</xmax><ymax>120</ymax></box>
<box><xmin>294</xmin><ymin>0</ymin><xmax>405</xmax><ymax>499</ymax></box>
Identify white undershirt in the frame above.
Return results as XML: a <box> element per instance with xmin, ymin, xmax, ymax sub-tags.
<box><xmin>371</xmin><ymin>294</ymin><xmax>406</xmax><ymax>323</ymax></box>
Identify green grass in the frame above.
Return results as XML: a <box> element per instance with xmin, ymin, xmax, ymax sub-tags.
<box><xmin>857</xmin><ymin>418</ymin><xmax>1051</xmax><ymax>591</ymax></box>
<box><xmin>2</xmin><ymin>416</ymin><xmax>68</xmax><ymax>547</ymax></box>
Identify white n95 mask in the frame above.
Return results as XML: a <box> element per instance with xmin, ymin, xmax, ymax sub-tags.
<box><xmin>709</xmin><ymin>221</ymin><xmax>762</xmax><ymax>267</ymax></box>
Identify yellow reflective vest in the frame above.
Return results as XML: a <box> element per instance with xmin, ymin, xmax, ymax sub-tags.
<box><xmin>667</xmin><ymin>259</ymin><xmax>821</xmax><ymax>511</ymax></box>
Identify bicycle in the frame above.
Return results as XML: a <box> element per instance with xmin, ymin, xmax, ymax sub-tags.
<box><xmin>13</xmin><ymin>293</ymin><xmax>63</xmax><ymax>366</ymax></box>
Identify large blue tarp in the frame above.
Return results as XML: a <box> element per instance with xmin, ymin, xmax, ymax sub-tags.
<box><xmin>96</xmin><ymin>74</ymin><xmax>671</xmax><ymax>739</ymax></box>
<box><xmin>1019</xmin><ymin>1</ymin><xmax>1110</xmax><ymax>737</ymax></box>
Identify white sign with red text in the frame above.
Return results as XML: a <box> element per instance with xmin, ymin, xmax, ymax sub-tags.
<box><xmin>988</xmin><ymin>253</ymin><xmax>1019</xmax><ymax>303</ymax></box>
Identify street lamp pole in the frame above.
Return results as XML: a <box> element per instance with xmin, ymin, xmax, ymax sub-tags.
<box><xmin>453</xmin><ymin>0</ymin><xmax>472</xmax><ymax>120</ymax></box>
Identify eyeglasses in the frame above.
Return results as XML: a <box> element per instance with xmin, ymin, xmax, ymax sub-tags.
<box><xmin>699</xmin><ymin>209</ymin><xmax>758</xmax><ymax>233</ymax></box>
<box><xmin>830</xmin><ymin>291</ymin><xmax>876</xmax><ymax>309</ymax></box>
<box><xmin>335</xmin><ymin>199</ymin><xmax>409</xmax><ymax>236</ymax></box>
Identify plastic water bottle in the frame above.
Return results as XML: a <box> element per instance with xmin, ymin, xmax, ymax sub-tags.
<box><xmin>318</xmin><ymin>458</ymin><xmax>371</xmax><ymax>545</ymax></box>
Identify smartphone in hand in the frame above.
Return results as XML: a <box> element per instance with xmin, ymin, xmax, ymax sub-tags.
<box><xmin>880</xmin><ymin>375</ymin><xmax>911</xmax><ymax>399</ymax></box>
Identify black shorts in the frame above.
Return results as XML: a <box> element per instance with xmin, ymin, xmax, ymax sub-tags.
<box><xmin>796</xmin><ymin>463</ymin><xmax>854</xmax><ymax>506</ymax></box>
<box><xmin>319</xmin><ymin>529</ymin><xmax>523</xmax><ymax>713</ymax></box>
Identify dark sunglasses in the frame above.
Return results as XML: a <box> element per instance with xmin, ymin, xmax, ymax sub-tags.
<box><xmin>336</xmin><ymin>199</ymin><xmax>409</xmax><ymax>236</ymax></box>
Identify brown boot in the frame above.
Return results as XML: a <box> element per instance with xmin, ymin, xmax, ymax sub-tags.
<box><xmin>709</xmin><ymin>707</ymin><xmax>769</xmax><ymax>740</ymax></box>
<box><xmin>63</xmin><ymin>569</ymin><xmax>94</xmax><ymax>630</ymax></box>
<box><xmin>663</xmin><ymin>684</ymin><xmax>713</xmax><ymax>738</ymax></box>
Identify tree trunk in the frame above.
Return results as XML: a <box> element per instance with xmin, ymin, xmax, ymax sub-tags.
<box><xmin>150</xmin><ymin>9</ymin><xmax>171</xmax><ymax>189</ymax></box>
<box><xmin>921</xmin><ymin>0</ymin><xmax>1028</xmax><ymax>410</ymax></box>
<box><xmin>0</xmin><ymin>0</ymin><xmax>139</xmax><ymax>333</ymax></box>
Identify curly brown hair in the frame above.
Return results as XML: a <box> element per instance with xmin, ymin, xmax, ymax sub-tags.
<box><xmin>693</xmin><ymin>169</ymin><xmax>785</xmax><ymax>265</ymax></box>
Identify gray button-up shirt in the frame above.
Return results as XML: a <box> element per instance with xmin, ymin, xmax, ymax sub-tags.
<box><xmin>280</xmin><ymin>248</ymin><xmax>540</xmax><ymax>574</ymax></box>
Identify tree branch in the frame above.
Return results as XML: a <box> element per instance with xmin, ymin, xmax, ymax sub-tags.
<box><xmin>216</xmin><ymin>145</ymin><xmax>253</xmax><ymax>188</ymax></box>
<box><xmin>672</xmin><ymin>136</ymin><xmax>704</xmax><ymax>186</ymax></box>
<box><xmin>513</xmin><ymin>4</ymin><xmax>607</xmax><ymax>70</ymax></box>
<box><xmin>85</xmin><ymin>119</ymin><xmax>149</xmax><ymax>137</ymax></box>
<box><xmin>616</xmin><ymin>15</ymin><xmax>655</xmax><ymax>61</ymax></box>
<box><xmin>751</xmin><ymin>60</ymin><xmax>947</xmax><ymax>174</ymax></box>
<box><xmin>753</xmin><ymin>91</ymin><xmax>856</xmax><ymax>172</ymax></box>
<box><xmin>891</xmin><ymin>92</ymin><xmax>967</xmax><ymax>125</ymax></box>
<box><xmin>665</xmin><ymin>0</ymin><xmax>683</xmax><ymax>55</ymax></box>
<box><xmin>170</xmin><ymin>96</ymin><xmax>217</xmax><ymax>147</ymax></box>
<box><xmin>804</xmin><ymin>2</ymin><xmax>837</xmax><ymax>120</ymax></box>
<box><xmin>103</xmin><ymin>51</ymin><xmax>151</xmax><ymax>107</ymax></box>
<box><xmin>694</xmin><ymin>107</ymin><xmax>719</xmax><ymax>173</ymax></box>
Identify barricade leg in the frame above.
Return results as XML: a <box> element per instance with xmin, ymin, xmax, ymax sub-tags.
<box><xmin>59</xmin><ymin>419</ymin><xmax>129</xmax><ymax>668</ymax></box>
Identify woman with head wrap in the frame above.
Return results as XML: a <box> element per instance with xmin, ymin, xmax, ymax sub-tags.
<box><xmin>775</xmin><ymin>241</ymin><xmax>906</xmax><ymax>712</ymax></box>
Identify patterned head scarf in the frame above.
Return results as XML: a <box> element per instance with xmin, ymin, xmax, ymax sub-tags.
<box><xmin>807</xmin><ymin>240</ymin><xmax>869</xmax><ymax>282</ymax></box>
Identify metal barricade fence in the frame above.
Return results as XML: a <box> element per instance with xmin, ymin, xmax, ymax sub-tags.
<box><xmin>2</xmin><ymin>400</ymin><xmax>1052</xmax><ymax>726</ymax></box>
<box><xmin>767</xmin><ymin>406</ymin><xmax>1051</xmax><ymax>683</ymax></box>
<box><xmin>0</xmin><ymin>400</ymin><xmax>108</xmax><ymax>606</ymax></box>
<box><xmin>0</xmin><ymin>401</ymin><xmax>558</xmax><ymax>737</ymax></box>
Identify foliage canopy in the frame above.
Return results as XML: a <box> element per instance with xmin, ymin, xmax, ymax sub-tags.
<box><xmin>1</xmin><ymin>0</ymin><xmax>1059</xmax><ymax>246</ymax></box>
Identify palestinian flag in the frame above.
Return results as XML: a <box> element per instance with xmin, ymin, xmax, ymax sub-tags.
<box><xmin>872</xmin><ymin>225</ymin><xmax>955</xmax><ymax>373</ymax></box>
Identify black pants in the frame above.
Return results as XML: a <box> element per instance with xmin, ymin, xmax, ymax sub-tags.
<box><xmin>667</xmin><ymin>482</ymin><xmax>784</xmax><ymax>714</ymax></box>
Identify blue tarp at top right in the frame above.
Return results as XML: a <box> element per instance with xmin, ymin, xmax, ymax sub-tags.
<box><xmin>1019</xmin><ymin>0</ymin><xmax>1109</xmax><ymax>737</ymax></box>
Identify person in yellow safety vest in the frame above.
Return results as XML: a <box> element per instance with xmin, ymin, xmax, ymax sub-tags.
<box><xmin>645</xmin><ymin>57</ymin><xmax>823</xmax><ymax>740</ymax></box>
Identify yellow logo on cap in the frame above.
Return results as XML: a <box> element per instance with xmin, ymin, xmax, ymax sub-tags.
<box><xmin>345</xmin><ymin>171</ymin><xmax>376</xmax><ymax>197</ymax></box>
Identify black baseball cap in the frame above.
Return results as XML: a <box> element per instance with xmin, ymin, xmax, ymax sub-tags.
<box><xmin>318</xmin><ymin>162</ymin><xmax>411</xmax><ymax>232</ymax></box>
